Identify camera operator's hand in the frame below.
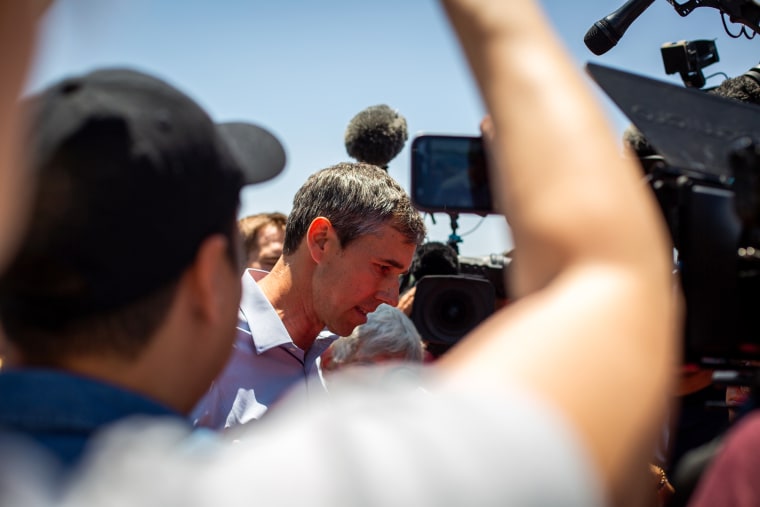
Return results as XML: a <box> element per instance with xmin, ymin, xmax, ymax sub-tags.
<box><xmin>437</xmin><ymin>0</ymin><xmax>680</xmax><ymax>504</ymax></box>
<box><xmin>396</xmin><ymin>286</ymin><xmax>416</xmax><ymax>317</ymax></box>
<box><xmin>478</xmin><ymin>114</ymin><xmax>502</xmax><ymax>213</ymax></box>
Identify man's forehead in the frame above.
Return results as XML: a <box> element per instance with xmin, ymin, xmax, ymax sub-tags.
<box><xmin>359</xmin><ymin>233</ymin><xmax>417</xmax><ymax>269</ymax></box>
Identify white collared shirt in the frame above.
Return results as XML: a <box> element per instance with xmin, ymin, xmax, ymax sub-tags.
<box><xmin>190</xmin><ymin>270</ymin><xmax>336</xmax><ymax>429</ymax></box>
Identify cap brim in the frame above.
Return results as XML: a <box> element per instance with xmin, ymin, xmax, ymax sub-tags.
<box><xmin>217</xmin><ymin>122</ymin><xmax>286</xmax><ymax>185</ymax></box>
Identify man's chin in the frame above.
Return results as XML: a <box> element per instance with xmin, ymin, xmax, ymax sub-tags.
<box><xmin>328</xmin><ymin>324</ymin><xmax>354</xmax><ymax>338</ymax></box>
<box><xmin>329</xmin><ymin>320</ymin><xmax>362</xmax><ymax>337</ymax></box>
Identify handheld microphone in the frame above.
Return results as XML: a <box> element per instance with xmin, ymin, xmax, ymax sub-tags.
<box><xmin>584</xmin><ymin>0</ymin><xmax>656</xmax><ymax>56</ymax></box>
<box><xmin>344</xmin><ymin>104</ymin><xmax>408</xmax><ymax>170</ymax></box>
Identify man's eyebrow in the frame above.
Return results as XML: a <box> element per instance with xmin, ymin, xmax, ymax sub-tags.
<box><xmin>379</xmin><ymin>258</ymin><xmax>405</xmax><ymax>270</ymax></box>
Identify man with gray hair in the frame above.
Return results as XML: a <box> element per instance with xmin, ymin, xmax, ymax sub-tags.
<box><xmin>192</xmin><ymin>162</ymin><xmax>426</xmax><ymax>429</ymax></box>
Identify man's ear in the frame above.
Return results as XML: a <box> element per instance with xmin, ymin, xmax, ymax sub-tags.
<box><xmin>186</xmin><ymin>234</ymin><xmax>233</xmax><ymax>323</ymax></box>
<box><xmin>305</xmin><ymin>217</ymin><xmax>334</xmax><ymax>263</ymax></box>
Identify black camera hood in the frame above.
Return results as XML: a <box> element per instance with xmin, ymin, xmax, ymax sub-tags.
<box><xmin>587</xmin><ymin>62</ymin><xmax>760</xmax><ymax>182</ymax></box>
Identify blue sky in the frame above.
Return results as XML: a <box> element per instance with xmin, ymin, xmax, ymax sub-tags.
<box><xmin>29</xmin><ymin>0</ymin><xmax>759</xmax><ymax>256</ymax></box>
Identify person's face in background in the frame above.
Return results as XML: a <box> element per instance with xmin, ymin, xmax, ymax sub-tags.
<box><xmin>724</xmin><ymin>361</ymin><xmax>760</xmax><ymax>422</ymax></box>
<box><xmin>726</xmin><ymin>385</ymin><xmax>751</xmax><ymax>422</ymax></box>
<box><xmin>247</xmin><ymin>224</ymin><xmax>285</xmax><ymax>271</ymax></box>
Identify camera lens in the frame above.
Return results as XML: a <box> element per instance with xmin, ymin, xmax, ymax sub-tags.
<box><xmin>411</xmin><ymin>275</ymin><xmax>495</xmax><ymax>347</ymax></box>
<box><xmin>429</xmin><ymin>289</ymin><xmax>478</xmax><ymax>338</ymax></box>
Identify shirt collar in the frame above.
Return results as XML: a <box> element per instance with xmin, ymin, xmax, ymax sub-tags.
<box><xmin>238</xmin><ymin>271</ymin><xmax>339</xmax><ymax>355</ymax></box>
<box><xmin>239</xmin><ymin>270</ymin><xmax>293</xmax><ymax>353</ymax></box>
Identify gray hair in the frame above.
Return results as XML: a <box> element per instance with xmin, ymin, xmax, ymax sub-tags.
<box><xmin>327</xmin><ymin>304</ymin><xmax>424</xmax><ymax>368</ymax></box>
<box><xmin>283</xmin><ymin>162</ymin><xmax>425</xmax><ymax>255</ymax></box>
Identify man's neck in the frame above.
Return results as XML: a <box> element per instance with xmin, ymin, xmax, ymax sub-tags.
<box><xmin>256</xmin><ymin>260</ymin><xmax>324</xmax><ymax>351</ymax></box>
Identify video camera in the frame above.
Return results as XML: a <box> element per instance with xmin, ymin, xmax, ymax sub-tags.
<box><xmin>406</xmin><ymin>131</ymin><xmax>511</xmax><ymax>356</ymax></box>
<box><xmin>409</xmin><ymin>0</ymin><xmax>760</xmax><ymax>366</ymax></box>
<box><xmin>408</xmin><ymin>252</ymin><xmax>510</xmax><ymax>358</ymax></box>
<box><xmin>584</xmin><ymin>0</ymin><xmax>760</xmax><ymax>368</ymax></box>
<box><xmin>406</xmin><ymin>130</ymin><xmax>510</xmax><ymax>356</ymax></box>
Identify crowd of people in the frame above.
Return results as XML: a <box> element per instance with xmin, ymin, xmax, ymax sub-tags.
<box><xmin>0</xmin><ymin>0</ymin><xmax>756</xmax><ymax>506</ymax></box>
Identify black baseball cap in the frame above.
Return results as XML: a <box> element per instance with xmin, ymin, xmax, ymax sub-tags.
<box><xmin>0</xmin><ymin>67</ymin><xmax>286</xmax><ymax>327</ymax></box>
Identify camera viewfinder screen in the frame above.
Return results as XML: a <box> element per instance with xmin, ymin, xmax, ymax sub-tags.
<box><xmin>410</xmin><ymin>135</ymin><xmax>495</xmax><ymax>215</ymax></box>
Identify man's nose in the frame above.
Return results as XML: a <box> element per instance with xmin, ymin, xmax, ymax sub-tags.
<box><xmin>376</xmin><ymin>284</ymin><xmax>399</xmax><ymax>307</ymax></box>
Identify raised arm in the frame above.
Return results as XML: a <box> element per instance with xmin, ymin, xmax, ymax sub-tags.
<box><xmin>436</xmin><ymin>0</ymin><xmax>679</xmax><ymax>501</ymax></box>
<box><xmin>0</xmin><ymin>2</ymin><xmax>48</xmax><ymax>271</ymax></box>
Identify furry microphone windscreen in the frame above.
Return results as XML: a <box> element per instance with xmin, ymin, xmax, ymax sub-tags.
<box><xmin>344</xmin><ymin>104</ymin><xmax>408</xmax><ymax>169</ymax></box>
<box><xmin>708</xmin><ymin>73</ymin><xmax>760</xmax><ymax>106</ymax></box>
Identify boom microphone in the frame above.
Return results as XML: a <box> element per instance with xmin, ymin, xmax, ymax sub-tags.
<box><xmin>584</xmin><ymin>0</ymin><xmax>655</xmax><ymax>56</ymax></box>
<box><xmin>344</xmin><ymin>104</ymin><xmax>408</xmax><ymax>170</ymax></box>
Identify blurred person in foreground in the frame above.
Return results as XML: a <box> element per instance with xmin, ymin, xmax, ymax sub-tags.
<box><xmin>0</xmin><ymin>0</ymin><xmax>678</xmax><ymax>505</ymax></box>
<box><xmin>191</xmin><ymin>162</ymin><xmax>425</xmax><ymax>429</ymax></box>
<box><xmin>686</xmin><ymin>408</ymin><xmax>760</xmax><ymax>507</ymax></box>
<box><xmin>0</xmin><ymin>67</ymin><xmax>286</xmax><ymax>468</ymax></box>
<box><xmin>237</xmin><ymin>212</ymin><xmax>286</xmax><ymax>272</ymax></box>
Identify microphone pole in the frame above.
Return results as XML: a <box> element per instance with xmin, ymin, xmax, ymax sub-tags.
<box><xmin>584</xmin><ymin>0</ymin><xmax>656</xmax><ymax>56</ymax></box>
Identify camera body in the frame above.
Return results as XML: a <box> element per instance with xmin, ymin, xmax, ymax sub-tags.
<box><xmin>411</xmin><ymin>275</ymin><xmax>495</xmax><ymax>358</ymax></box>
<box><xmin>648</xmin><ymin>140</ymin><xmax>760</xmax><ymax>366</ymax></box>
<box><xmin>408</xmin><ymin>253</ymin><xmax>510</xmax><ymax>357</ymax></box>
<box><xmin>458</xmin><ymin>253</ymin><xmax>509</xmax><ymax>300</ymax></box>
<box><xmin>587</xmin><ymin>61</ymin><xmax>760</xmax><ymax>366</ymax></box>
